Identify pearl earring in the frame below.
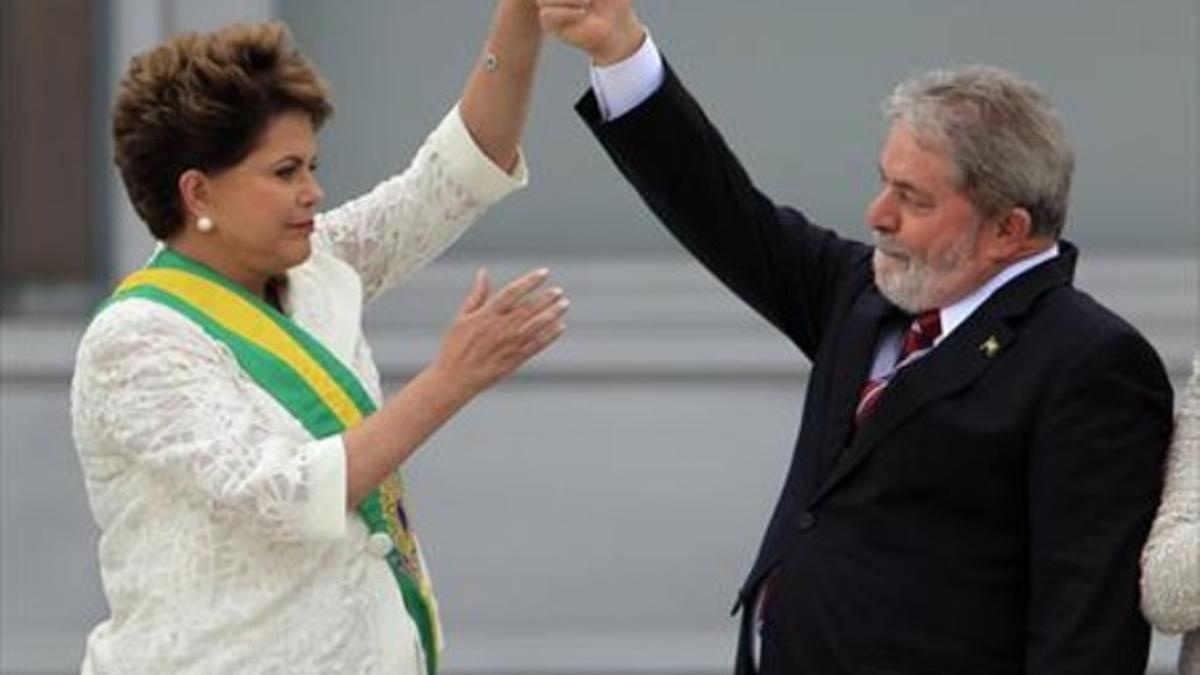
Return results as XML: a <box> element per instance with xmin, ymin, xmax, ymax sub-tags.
<box><xmin>197</xmin><ymin>216</ymin><xmax>214</xmax><ymax>233</ymax></box>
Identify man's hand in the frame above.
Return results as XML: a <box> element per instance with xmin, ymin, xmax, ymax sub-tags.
<box><xmin>537</xmin><ymin>0</ymin><xmax>645</xmax><ymax>66</ymax></box>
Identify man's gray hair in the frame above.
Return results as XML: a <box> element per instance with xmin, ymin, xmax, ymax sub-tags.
<box><xmin>884</xmin><ymin>65</ymin><xmax>1075</xmax><ymax>239</ymax></box>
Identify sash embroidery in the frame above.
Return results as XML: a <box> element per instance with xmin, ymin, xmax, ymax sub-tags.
<box><xmin>105</xmin><ymin>248</ymin><xmax>441</xmax><ymax>675</ymax></box>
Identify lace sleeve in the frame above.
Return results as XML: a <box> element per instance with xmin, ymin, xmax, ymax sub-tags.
<box><xmin>313</xmin><ymin>103</ymin><xmax>528</xmax><ymax>303</ymax></box>
<box><xmin>1141</xmin><ymin>353</ymin><xmax>1200</xmax><ymax>632</ymax></box>
<box><xmin>72</xmin><ymin>300</ymin><xmax>348</xmax><ymax>542</ymax></box>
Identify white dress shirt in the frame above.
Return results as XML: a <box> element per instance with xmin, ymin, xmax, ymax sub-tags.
<box><xmin>589</xmin><ymin>31</ymin><xmax>665</xmax><ymax>121</ymax></box>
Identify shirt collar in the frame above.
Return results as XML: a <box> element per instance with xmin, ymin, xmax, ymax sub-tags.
<box><xmin>936</xmin><ymin>244</ymin><xmax>1060</xmax><ymax>345</ymax></box>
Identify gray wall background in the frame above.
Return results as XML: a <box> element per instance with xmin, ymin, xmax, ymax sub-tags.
<box><xmin>2</xmin><ymin>1</ymin><xmax>1197</xmax><ymax>673</ymax></box>
<box><xmin>281</xmin><ymin>0</ymin><xmax>1197</xmax><ymax>255</ymax></box>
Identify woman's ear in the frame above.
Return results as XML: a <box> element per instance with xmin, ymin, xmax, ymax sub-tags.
<box><xmin>178</xmin><ymin>169</ymin><xmax>210</xmax><ymax>222</ymax></box>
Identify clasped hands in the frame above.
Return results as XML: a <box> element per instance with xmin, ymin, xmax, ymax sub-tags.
<box><xmin>534</xmin><ymin>0</ymin><xmax>646</xmax><ymax>66</ymax></box>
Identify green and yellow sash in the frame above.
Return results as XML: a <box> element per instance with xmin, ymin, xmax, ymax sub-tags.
<box><xmin>105</xmin><ymin>248</ymin><xmax>441</xmax><ymax>675</ymax></box>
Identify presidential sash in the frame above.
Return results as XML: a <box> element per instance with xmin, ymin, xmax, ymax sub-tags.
<box><xmin>105</xmin><ymin>248</ymin><xmax>441</xmax><ymax>675</ymax></box>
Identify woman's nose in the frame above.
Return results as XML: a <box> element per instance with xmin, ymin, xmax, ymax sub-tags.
<box><xmin>301</xmin><ymin>174</ymin><xmax>325</xmax><ymax>208</ymax></box>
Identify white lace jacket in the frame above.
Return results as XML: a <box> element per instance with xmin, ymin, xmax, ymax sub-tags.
<box><xmin>71</xmin><ymin>106</ymin><xmax>526</xmax><ymax>675</ymax></box>
<box><xmin>1142</xmin><ymin>353</ymin><xmax>1200</xmax><ymax>675</ymax></box>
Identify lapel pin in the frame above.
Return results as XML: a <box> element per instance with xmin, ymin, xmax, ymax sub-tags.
<box><xmin>980</xmin><ymin>336</ymin><xmax>1002</xmax><ymax>358</ymax></box>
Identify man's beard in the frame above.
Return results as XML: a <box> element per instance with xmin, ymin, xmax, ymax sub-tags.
<box><xmin>872</xmin><ymin>229</ymin><xmax>978</xmax><ymax>313</ymax></box>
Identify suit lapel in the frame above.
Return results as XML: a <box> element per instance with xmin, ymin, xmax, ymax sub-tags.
<box><xmin>813</xmin><ymin>318</ymin><xmax>1017</xmax><ymax>504</ymax></box>
<box><xmin>818</xmin><ymin>287</ymin><xmax>904</xmax><ymax>478</ymax></box>
<box><xmin>809</xmin><ymin>244</ymin><xmax>1077</xmax><ymax>507</ymax></box>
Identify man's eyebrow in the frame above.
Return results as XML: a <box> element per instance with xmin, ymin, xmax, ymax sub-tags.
<box><xmin>878</xmin><ymin>165</ymin><xmax>934</xmax><ymax>200</ymax></box>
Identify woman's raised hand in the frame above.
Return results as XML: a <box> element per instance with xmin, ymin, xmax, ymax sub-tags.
<box><xmin>536</xmin><ymin>0</ymin><xmax>645</xmax><ymax>66</ymax></box>
<box><xmin>343</xmin><ymin>268</ymin><xmax>567</xmax><ymax>507</ymax></box>
<box><xmin>432</xmin><ymin>268</ymin><xmax>569</xmax><ymax>395</ymax></box>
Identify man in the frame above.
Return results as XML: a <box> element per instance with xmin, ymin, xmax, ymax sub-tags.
<box><xmin>538</xmin><ymin>2</ymin><xmax>1174</xmax><ymax>673</ymax></box>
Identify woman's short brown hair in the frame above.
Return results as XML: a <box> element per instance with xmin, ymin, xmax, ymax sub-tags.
<box><xmin>112</xmin><ymin>22</ymin><xmax>333</xmax><ymax>240</ymax></box>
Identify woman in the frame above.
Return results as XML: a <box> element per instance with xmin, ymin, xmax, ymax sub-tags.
<box><xmin>1142</xmin><ymin>351</ymin><xmax>1200</xmax><ymax>674</ymax></box>
<box><xmin>71</xmin><ymin>3</ymin><xmax>564</xmax><ymax>674</ymax></box>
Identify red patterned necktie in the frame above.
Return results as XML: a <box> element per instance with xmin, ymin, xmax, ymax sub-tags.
<box><xmin>855</xmin><ymin>310</ymin><xmax>942</xmax><ymax>425</ymax></box>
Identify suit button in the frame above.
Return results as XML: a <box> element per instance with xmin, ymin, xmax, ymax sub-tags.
<box><xmin>797</xmin><ymin>512</ymin><xmax>816</xmax><ymax>531</ymax></box>
<box><xmin>367</xmin><ymin>531</ymin><xmax>395</xmax><ymax>558</ymax></box>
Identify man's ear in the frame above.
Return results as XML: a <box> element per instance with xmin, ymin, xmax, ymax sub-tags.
<box><xmin>986</xmin><ymin>206</ymin><xmax>1034</xmax><ymax>263</ymax></box>
<box><xmin>178</xmin><ymin>169</ymin><xmax>211</xmax><ymax>222</ymax></box>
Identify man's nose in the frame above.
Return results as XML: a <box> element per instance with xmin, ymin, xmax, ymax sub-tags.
<box><xmin>866</xmin><ymin>188</ymin><xmax>897</xmax><ymax>233</ymax></box>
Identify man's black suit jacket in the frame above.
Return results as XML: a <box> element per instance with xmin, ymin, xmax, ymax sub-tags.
<box><xmin>576</xmin><ymin>64</ymin><xmax>1174</xmax><ymax>675</ymax></box>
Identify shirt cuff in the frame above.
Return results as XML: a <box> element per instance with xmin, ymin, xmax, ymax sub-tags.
<box><xmin>589</xmin><ymin>30</ymin><xmax>665</xmax><ymax>121</ymax></box>
<box><xmin>299</xmin><ymin>434</ymin><xmax>349</xmax><ymax>540</ymax></box>
<box><xmin>428</xmin><ymin>103</ymin><xmax>529</xmax><ymax>204</ymax></box>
